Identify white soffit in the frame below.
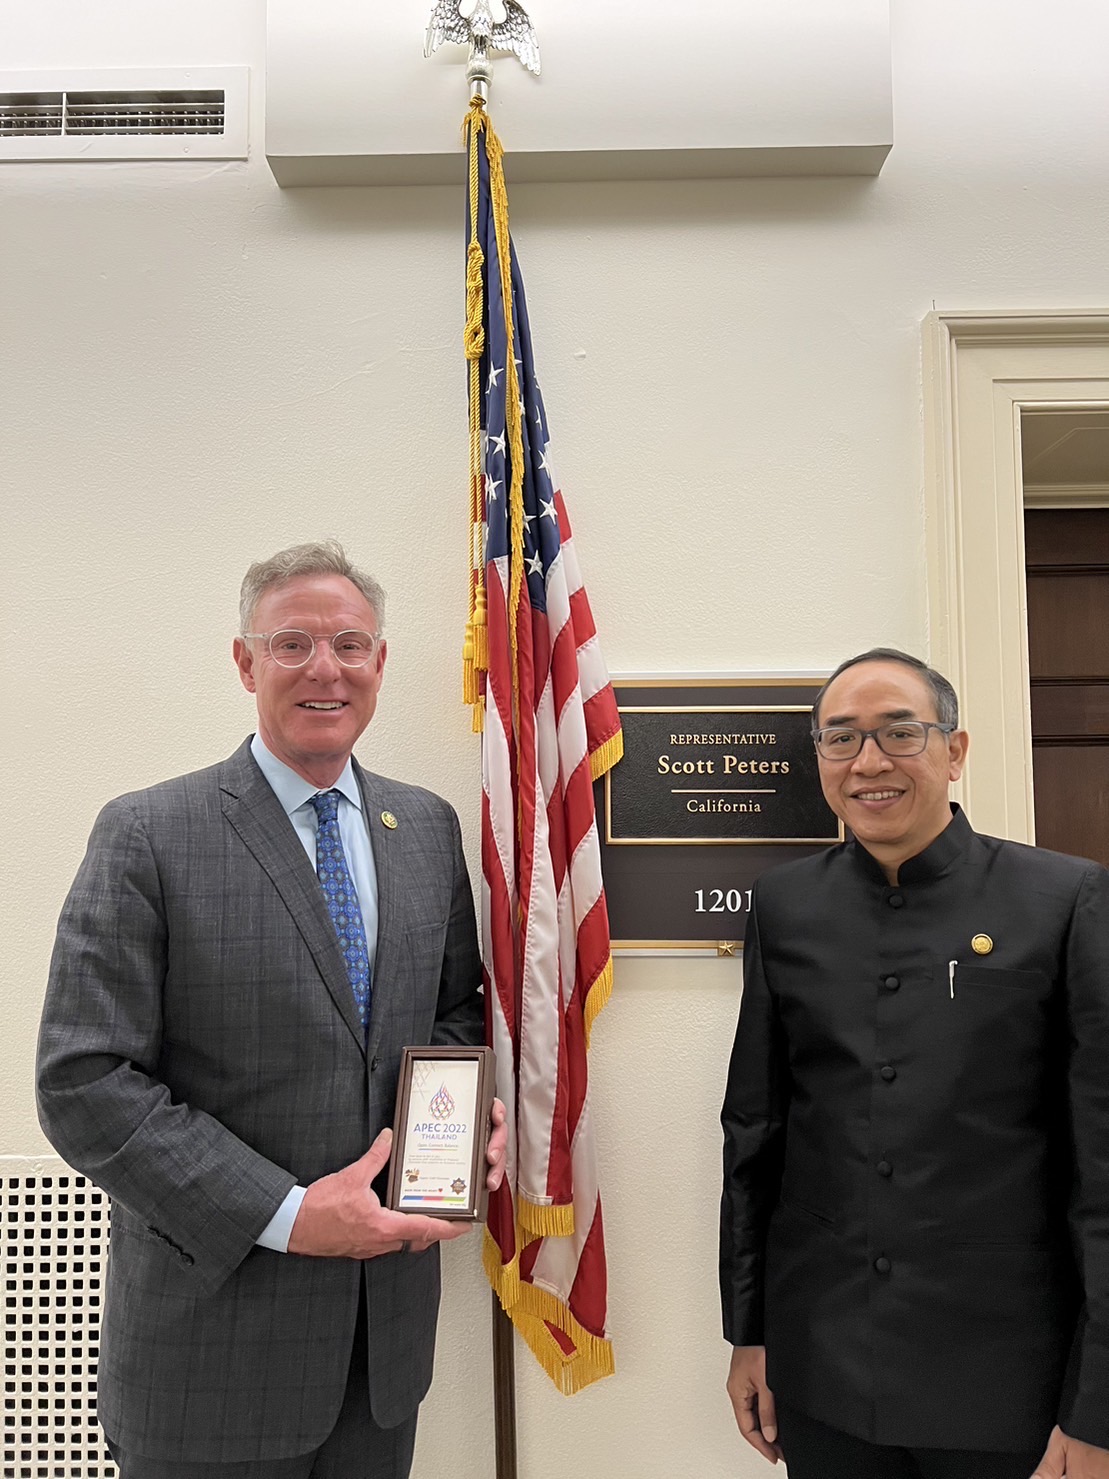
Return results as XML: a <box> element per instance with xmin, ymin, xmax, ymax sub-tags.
<box><xmin>0</xmin><ymin>67</ymin><xmax>249</xmax><ymax>161</ymax></box>
<box><xmin>266</xmin><ymin>0</ymin><xmax>892</xmax><ymax>187</ymax></box>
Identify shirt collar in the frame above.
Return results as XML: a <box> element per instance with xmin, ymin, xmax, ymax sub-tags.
<box><xmin>851</xmin><ymin>803</ymin><xmax>974</xmax><ymax>885</ymax></box>
<box><xmin>250</xmin><ymin>733</ymin><xmax>363</xmax><ymax>817</ymax></box>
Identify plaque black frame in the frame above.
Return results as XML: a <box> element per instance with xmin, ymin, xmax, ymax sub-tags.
<box><xmin>597</xmin><ymin>676</ymin><xmax>843</xmax><ymax>954</ymax></box>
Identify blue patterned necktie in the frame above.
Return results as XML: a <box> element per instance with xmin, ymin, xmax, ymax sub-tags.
<box><xmin>310</xmin><ymin>790</ymin><xmax>371</xmax><ymax>1031</ymax></box>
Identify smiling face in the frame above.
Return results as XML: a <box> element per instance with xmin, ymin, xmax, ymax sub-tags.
<box><xmin>233</xmin><ymin>574</ymin><xmax>386</xmax><ymax>788</ymax></box>
<box><xmin>815</xmin><ymin>659</ymin><xmax>968</xmax><ymax>881</ymax></box>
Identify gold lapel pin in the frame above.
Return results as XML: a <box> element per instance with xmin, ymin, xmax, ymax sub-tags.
<box><xmin>971</xmin><ymin>933</ymin><xmax>993</xmax><ymax>955</ymax></box>
<box><xmin>381</xmin><ymin>811</ymin><xmax>398</xmax><ymax>830</ymax></box>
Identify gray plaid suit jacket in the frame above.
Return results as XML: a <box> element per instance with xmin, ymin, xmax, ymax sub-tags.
<box><xmin>37</xmin><ymin>739</ymin><xmax>483</xmax><ymax>1464</ymax></box>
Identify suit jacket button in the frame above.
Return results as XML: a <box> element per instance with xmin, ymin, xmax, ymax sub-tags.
<box><xmin>874</xmin><ymin>1256</ymin><xmax>892</xmax><ymax>1274</ymax></box>
<box><xmin>887</xmin><ymin>893</ymin><xmax>904</xmax><ymax>908</ymax></box>
<box><xmin>180</xmin><ymin>1253</ymin><xmax>194</xmax><ymax>1266</ymax></box>
<box><xmin>880</xmin><ymin>1065</ymin><xmax>897</xmax><ymax>1082</ymax></box>
<box><xmin>876</xmin><ymin>1160</ymin><xmax>893</xmax><ymax>1178</ymax></box>
<box><xmin>370</xmin><ymin>1055</ymin><xmax>379</xmax><ymax>1072</ymax></box>
<box><xmin>882</xmin><ymin>975</ymin><xmax>900</xmax><ymax>991</ymax></box>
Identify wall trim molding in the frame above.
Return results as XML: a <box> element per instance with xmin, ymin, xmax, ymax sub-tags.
<box><xmin>1024</xmin><ymin>481</ymin><xmax>1109</xmax><ymax>508</ymax></box>
<box><xmin>923</xmin><ymin>310</ymin><xmax>1109</xmax><ymax>843</ymax></box>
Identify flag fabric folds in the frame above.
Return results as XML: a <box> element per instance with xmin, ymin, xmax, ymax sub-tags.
<box><xmin>462</xmin><ymin>101</ymin><xmax>623</xmax><ymax>1394</ymax></box>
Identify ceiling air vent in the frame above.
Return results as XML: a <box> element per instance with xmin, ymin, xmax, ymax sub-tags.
<box><xmin>64</xmin><ymin>90</ymin><xmax>226</xmax><ymax>137</ymax></box>
<box><xmin>0</xmin><ymin>68</ymin><xmax>248</xmax><ymax>161</ymax></box>
<box><xmin>0</xmin><ymin>93</ymin><xmax>63</xmax><ymax>136</ymax></box>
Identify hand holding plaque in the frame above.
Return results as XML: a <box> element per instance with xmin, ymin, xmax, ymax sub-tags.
<box><xmin>386</xmin><ymin>1046</ymin><xmax>497</xmax><ymax>1221</ymax></box>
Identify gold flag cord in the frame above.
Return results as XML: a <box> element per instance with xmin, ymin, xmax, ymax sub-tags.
<box><xmin>462</xmin><ymin>100</ymin><xmax>526</xmax><ymax>746</ymax></box>
<box><xmin>462</xmin><ymin>100</ymin><xmax>488</xmax><ymax>731</ymax></box>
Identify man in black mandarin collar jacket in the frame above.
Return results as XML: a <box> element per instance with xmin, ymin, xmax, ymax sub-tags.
<box><xmin>720</xmin><ymin>648</ymin><xmax>1109</xmax><ymax>1479</ymax></box>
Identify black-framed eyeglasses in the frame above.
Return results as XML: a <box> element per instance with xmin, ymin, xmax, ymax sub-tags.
<box><xmin>812</xmin><ymin>720</ymin><xmax>956</xmax><ymax>761</ymax></box>
<box><xmin>242</xmin><ymin>629</ymin><xmax>383</xmax><ymax>669</ymax></box>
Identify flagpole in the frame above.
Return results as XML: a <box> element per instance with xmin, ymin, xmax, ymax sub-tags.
<box><xmin>491</xmin><ymin>1296</ymin><xmax>518</xmax><ymax>1479</ymax></box>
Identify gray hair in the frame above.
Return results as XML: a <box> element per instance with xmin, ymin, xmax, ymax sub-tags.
<box><xmin>811</xmin><ymin>647</ymin><xmax>960</xmax><ymax>729</ymax></box>
<box><xmin>239</xmin><ymin>540</ymin><xmax>385</xmax><ymax>633</ymax></box>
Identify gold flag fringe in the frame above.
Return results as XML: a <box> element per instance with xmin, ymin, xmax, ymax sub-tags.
<box><xmin>589</xmin><ymin>728</ymin><xmax>624</xmax><ymax>783</ymax></box>
<box><xmin>484</xmin><ymin>1231</ymin><xmax>615</xmax><ymax>1395</ymax></box>
<box><xmin>583</xmin><ymin>953</ymin><xmax>614</xmax><ymax>1051</ymax></box>
<box><xmin>517</xmin><ymin>1196</ymin><xmax>575</xmax><ymax>1239</ymax></box>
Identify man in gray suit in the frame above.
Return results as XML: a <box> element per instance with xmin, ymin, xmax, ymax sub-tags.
<box><xmin>37</xmin><ymin>540</ymin><xmax>506</xmax><ymax>1479</ymax></box>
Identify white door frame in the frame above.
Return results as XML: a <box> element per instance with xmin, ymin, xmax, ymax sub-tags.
<box><xmin>923</xmin><ymin>310</ymin><xmax>1109</xmax><ymax>843</ymax></box>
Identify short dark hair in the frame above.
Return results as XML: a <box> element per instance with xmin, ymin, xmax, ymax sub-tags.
<box><xmin>811</xmin><ymin>647</ymin><xmax>960</xmax><ymax>729</ymax></box>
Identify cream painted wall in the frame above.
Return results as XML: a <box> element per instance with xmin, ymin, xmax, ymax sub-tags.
<box><xmin>4</xmin><ymin>1</ymin><xmax>1109</xmax><ymax>1475</ymax></box>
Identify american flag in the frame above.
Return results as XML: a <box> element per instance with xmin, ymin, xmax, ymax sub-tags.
<box><xmin>468</xmin><ymin>111</ymin><xmax>622</xmax><ymax>1392</ymax></box>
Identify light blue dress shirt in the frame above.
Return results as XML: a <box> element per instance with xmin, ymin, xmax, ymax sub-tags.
<box><xmin>250</xmin><ymin>732</ymin><xmax>379</xmax><ymax>1252</ymax></box>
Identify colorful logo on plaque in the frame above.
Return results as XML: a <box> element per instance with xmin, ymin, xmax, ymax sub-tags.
<box><xmin>429</xmin><ymin>1083</ymin><xmax>456</xmax><ymax>1120</ymax></box>
<box><xmin>451</xmin><ymin>1178</ymin><xmax>467</xmax><ymax>1194</ymax></box>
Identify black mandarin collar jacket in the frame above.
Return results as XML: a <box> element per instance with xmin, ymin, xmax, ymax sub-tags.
<box><xmin>720</xmin><ymin>805</ymin><xmax>1109</xmax><ymax>1451</ymax></box>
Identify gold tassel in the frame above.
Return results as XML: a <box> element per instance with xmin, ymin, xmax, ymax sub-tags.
<box><xmin>471</xmin><ymin>694</ymin><xmax>485</xmax><ymax>733</ymax></box>
<box><xmin>471</xmin><ymin>583</ymin><xmax>488</xmax><ymax>671</ymax></box>
<box><xmin>462</xmin><ymin>618</ymin><xmax>479</xmax><ymax>705</ymax></box>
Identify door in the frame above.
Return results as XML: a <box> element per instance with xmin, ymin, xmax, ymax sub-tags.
<box><xmin>1024</xmin><ymin>507</ymin><xmax>1109</xmax><ymax>867</ymax></box>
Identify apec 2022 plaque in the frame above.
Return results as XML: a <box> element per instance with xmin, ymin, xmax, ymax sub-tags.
<box><xmin>386</xmin><ymin>1046</ymin><xmax>495</xmax><ymax>1221</ymax></box>
<box><xmin>596</xmin><ymin>677</ymin><xmax>843</xmax><ymax>954</ymax></box>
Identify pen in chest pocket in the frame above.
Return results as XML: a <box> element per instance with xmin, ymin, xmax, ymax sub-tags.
<box><xmin>948</xmin><ymin>959</ymin><xmax>957</xmax><ymax>999</ymax></box>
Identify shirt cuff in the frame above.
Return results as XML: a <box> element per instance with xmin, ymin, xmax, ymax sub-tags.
<box><xmin>255</xmin><ymin>1185</ymin><xmax>307</xmax><ymax>1253</ymax></box>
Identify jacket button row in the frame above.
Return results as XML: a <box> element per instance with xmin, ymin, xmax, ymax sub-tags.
<box><xmin>882</xmin><ymin>975</ymin><xmax>900</xmax><ymax>991</ymax></box>
<box><xmin>880</xmin><ymin>1065</ymin><xmax>897</xmax><ymax>1082</ymax></box>
<box><xmin>876</xmin><ymin>1160</ymin><xmax>893</xmax><ymax>1178</ymax></box>
<box><xmin>887</xmin><ymin>894</ymin><xmax>904</xmax><ymax>909</ymax></box>
<box><xmin>874</xmin><ymin>1256</ymin><xmax>892</xmax><ymax>1274</ymax></box>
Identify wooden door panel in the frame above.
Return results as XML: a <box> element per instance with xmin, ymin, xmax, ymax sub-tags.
<box><xmin>1031</xmin><ymin>684</ymin><xmax>1109</xmax><ymax>737</ymax></box>
<box><xmin>1026</xmin><ymin>574</ymin><xmax>1109</xmax><ymax>676</ymax></box>
<box><xmin>1031</xmin><ymin>746</ymin><xmax>1109</xmax><ymax>867</ymax></box>
<box><xmin>1025</xmin><ymin>507</ymin><xmax>1109</xmax><ymax>868</ymax></box>
<box><xmin>1025</xmin><ymin>508</ymin><xmax>1109</xmax><ymax>564</ymax></box>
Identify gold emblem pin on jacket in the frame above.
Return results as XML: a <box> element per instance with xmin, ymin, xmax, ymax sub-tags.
<box><xmin>971</xmin><ymin>933</ymin><xmax>993</xmax><ymax>955</ymax></box>
<box><xmin>381</xmin><ymin>811</ymin><xmax>398</xmax><ymax>830</ymax></box>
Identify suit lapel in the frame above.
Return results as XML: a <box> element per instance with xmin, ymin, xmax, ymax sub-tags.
<box><xmin>355</xmin><ymin>763</ymin><xmax>407</xmax><ymax>1062</ymax></box>
<box><xmin>218</xmin><ymin>741</ymin><xmax>366</xmax><ymax>1053</ymax></box>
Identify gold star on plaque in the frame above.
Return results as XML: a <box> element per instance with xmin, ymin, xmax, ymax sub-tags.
<box><xmin>381</xmin><ymin>811</ymin><xmax>399</xmax><ymax>830</ymax></box>
<box><xmin>971</xmin><ymin>933</ymin><xmax>993</xmax><ymax>955</ymax></box>
<box><xmin>717</xmin><ymin>941</ymin><xmax>738</xmax><ymax>958</ymax></box>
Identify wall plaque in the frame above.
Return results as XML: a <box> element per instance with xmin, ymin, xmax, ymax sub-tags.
<box><xmin>598</xmin><ymin>677</ymin><xmax>842</xmax><ymax>952</ymax></box>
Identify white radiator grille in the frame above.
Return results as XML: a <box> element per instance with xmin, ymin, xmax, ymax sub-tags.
<box><xmin>1</xmin><ymin>1160</ymin><xmax>115</xmax><ymax>1479</ymax></box>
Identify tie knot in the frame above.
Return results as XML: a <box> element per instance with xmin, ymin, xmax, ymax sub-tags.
<box><xmin>311</xmin><ymin>790</ymin><xmax>341</xmax><ymax>825</ymax></box>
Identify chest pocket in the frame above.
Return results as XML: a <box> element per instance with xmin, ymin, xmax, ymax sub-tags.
<box><xmin>948</xmin><ymin>963</ymin><xmax>1051</xmax><ymax>993</ymax></box>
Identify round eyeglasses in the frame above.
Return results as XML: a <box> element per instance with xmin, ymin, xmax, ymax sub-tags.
<box><xmin>243</xmin><ymin>629</ymin><xmax>383</xmax><ymax>669</ymax></box>
<box><xmin>812</xmin><ymin>720</ymin><xmax>956</xmax><ymax>761</ymax></box>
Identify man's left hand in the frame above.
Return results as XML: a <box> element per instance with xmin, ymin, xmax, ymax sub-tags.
<box><xmin>485</xmin><ymin>1098</ymin><xmax>508</xmax><ymax>1191</ymax></box>
<box><xmin>1032</xmin><ymin>1427</ymin><xmax>1109</xmax><ymax>1478</ymax></box>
